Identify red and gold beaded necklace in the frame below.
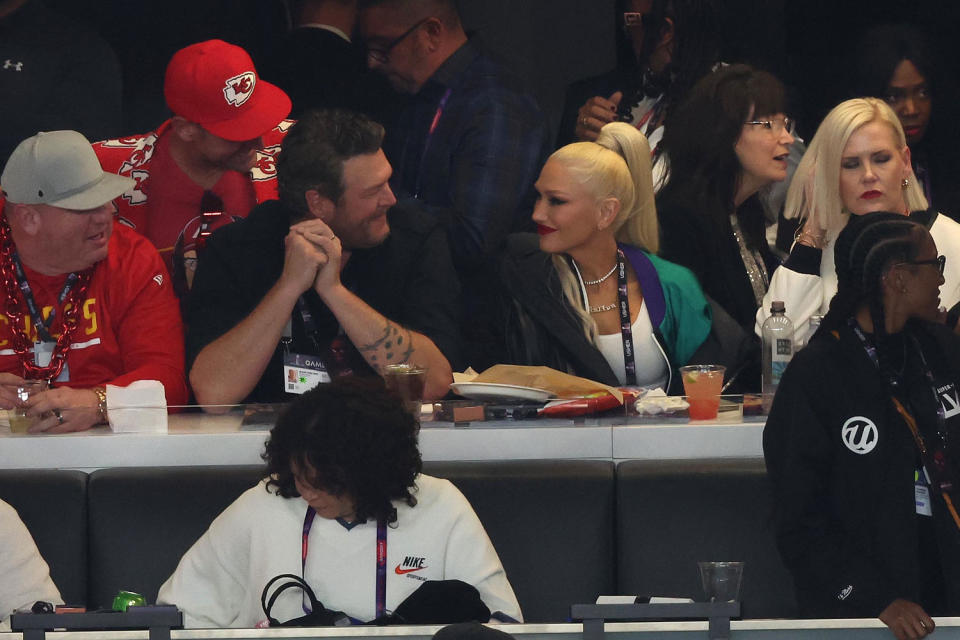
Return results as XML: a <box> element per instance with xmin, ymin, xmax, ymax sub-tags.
<box><xmin>0</xmin><ymin>217</ymin><xmax>94</xmax><ymax>381</ymax></box>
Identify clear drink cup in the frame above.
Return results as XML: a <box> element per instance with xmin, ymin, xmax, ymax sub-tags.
<box><xmin>383</xmin><ymin>364</ymin><xmax>427</xmax><ymax>417</ymax></box>
<box><xmin>10</xmin><ymin>380</ymin><xmax>49</xmax><ymax>433</ymax></box>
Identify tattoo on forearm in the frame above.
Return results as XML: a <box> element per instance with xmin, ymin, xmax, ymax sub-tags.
<box><xmin>359</xmin><ymin>323</ymin><xmax>392</xmax><ymax>352</ymax></box>
<box><xmin>399</xmin><ymin>334</ymin><xmax>414</xmax><ymax>362</ymax></box>
<box><xmin>360</xmin><ymin>320</ymin><xmax>415</xmax><ymax>369</ymax></box>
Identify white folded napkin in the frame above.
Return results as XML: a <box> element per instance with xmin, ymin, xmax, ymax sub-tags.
<box><xmin>106</xmin><ymin>380</ymin><xmax>168</xmax><ymax>433</ymax></box>
<box><xmin>634</xmin><ymin>388</ymin><xmax>689</xmax><ymax>415</ymax></box>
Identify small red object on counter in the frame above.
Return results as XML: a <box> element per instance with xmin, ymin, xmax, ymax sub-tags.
<box><xmin>538</xmin><ymin>392</ymin><xmax>623</xmax><ymax>418</ymax></box>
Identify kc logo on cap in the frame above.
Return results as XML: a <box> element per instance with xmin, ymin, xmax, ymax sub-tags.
<box><xmin>164</xmin><ymin>39</ymin><xmax>291</xmax><ymax>142</ymax></box>
<box><xmin>223</xmin><ymin>72</ymin><xmax>256</xmax><ymax>107</ymax></box>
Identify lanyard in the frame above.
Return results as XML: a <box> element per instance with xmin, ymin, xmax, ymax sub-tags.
<box><xmin>615</xmin><ymin>249</ymin><xmax>637</xmax><ymax>386</ymax></box>
<box><xmin>847</xmin><ymin>320</ymin><xmax>960</xmax><ymax>531</ymax></box>
<box><xmin>294</xmin><ymin>297</ymin><xmax>326</xmax><ymax>353</ymax></box>
<box><xmin>413</xmin><ymin>88</ymin><xmax>452</xmax><ymax>199</ymax></box>
<box><xmin>11</xmin><ymin>251</ymin><xmax>78</xmax><ymax>343</ymax></box>
<box><xmin>301</xmin><ymin>506</ymin><xmax>388</xmax><ymax>617</ymax></box>
<box><xmin>572</xmin><ymin>248</ymin><xmax>637</xmax><ymax>386</ymax></box>
<box><xmin>848</xmin><ymin>319</ymin><xmax>946</xmax><ymax>438</ymax></box>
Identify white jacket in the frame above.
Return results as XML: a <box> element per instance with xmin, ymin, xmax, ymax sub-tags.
<box><xmin>0</xmin><ymin>500</ymin><xmax>62</xmax><ymax>628</ymax></box>
<box><xmin>757</xmin><ymin>211</ymin><xmax>960</xmax><ymax>344</ymax></box>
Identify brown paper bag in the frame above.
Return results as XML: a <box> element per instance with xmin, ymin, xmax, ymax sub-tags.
<box><xmin>465</xmin><ymin>364</ymin><xmax>623</xmax><ymax>403</ymax></box>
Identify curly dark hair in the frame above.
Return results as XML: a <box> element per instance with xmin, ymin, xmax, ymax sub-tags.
<box><xmin>275</xmin><ymin>108</ymin><xmax>385</xmax><ymax>217</ymax></box>
<box><xmin>263</xmin><ymin>376</ymin><xmax>422</xmax><ymax>525</ymax></box>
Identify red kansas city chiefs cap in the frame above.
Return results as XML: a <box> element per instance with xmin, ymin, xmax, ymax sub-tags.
<box><xmin>164</xmin><ymin>39</ymin><xmax>291</xmax><ymax>142</ymax></box>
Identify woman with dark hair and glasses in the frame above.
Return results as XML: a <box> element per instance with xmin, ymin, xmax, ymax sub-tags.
<box><xmin>764</xmin><ymin>212</ymin><xmax>960</xmax><ymax>635</ymax></box>
<box><xmin>656</xmin><ymin>64</ymin><xmax>793</xmax><ymax>335</ymax></box>
<box><xmin>759</xmin><ymin>97</ymin><xmax>960</xmax><ymax>346</ymax></box>
<box><xmin>849</xmin><ymin>24</ymin><xmax>960</xmax><ymax>222</ymax></box>
<box><xmin>158</xmin><ymin>376</ymin><xmax>521</xmax><ymax>628</ymax></box>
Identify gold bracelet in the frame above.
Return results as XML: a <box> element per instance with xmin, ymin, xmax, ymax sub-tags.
<box><xmin>795</xmin><ymin>230</ymin><xmax>826</xmax><ymax>249</ymax></box>
<box><xmin>93</xmin><ymin>386</ymin><xmax>107</xmax><ymax>424</ymax></box>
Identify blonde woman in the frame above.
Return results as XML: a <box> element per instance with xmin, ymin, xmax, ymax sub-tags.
<box><xmin>495</xmin><ymin>122</ymin><xmax>717</xmax><ymax>392</ymax></box>
<box><xmin>757</xmin><ymin>97</ymin><xmax>960</xmax><ymax>343</ymax></box>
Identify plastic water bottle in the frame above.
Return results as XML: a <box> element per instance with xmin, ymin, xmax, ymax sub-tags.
<box><xmin>794</xmin><ymin>314</ymin><xmax>824</xmax><ymax>351</ymax></box>
<box><xmin>762</xmin><ymin>301</ymin><xmax>794</xmax><ymax>398</ymax></box>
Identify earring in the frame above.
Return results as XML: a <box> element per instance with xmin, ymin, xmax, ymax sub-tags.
<box><xmin>902</xmin><ymin>177</ymin><xmax>911</xmax><ymax>190</ymax></box>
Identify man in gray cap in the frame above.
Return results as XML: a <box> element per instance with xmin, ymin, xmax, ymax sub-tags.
<box><xmin>0</xmin><ymin>130</ymin><xmax>188</xmax><ymax>433</ymax></box>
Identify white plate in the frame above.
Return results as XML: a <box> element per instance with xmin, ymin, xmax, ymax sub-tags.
<box><xmin>449</xmin><ymin>382</ymin><xmax>554</xmax><ymax>403</ymax></box>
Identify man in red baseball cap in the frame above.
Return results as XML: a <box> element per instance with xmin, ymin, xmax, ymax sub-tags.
<box><xmin>93</xmin><ymin>40</ymin><xmax>292</xmax><ymax>297</ymax></box>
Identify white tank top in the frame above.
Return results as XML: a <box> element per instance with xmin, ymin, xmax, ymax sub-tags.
<box><xmin>595</xmin><ymin>299</ymin><xmax>669</xmax><ymax>389</ymax></box>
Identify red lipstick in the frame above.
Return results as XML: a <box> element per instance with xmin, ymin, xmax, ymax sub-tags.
<box><xmin>537</xmin><ymin>224</ymin><xmax>557</xmax><ymax>236</ymax></box>
<box><xmin>861</xmin><ymin>190</ymin><xmax>882</xmax><ymax>200</ymax></box>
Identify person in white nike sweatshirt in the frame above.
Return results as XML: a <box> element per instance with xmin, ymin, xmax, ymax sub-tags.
<box><xmin>158</xmin><ymin>376</ymin><xmax>521</xmax><ymax>628</ymax></box>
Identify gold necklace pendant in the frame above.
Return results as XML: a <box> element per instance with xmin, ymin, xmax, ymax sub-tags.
<box><xmin>589</xmin><ymin>302</ymin><xmax>617</xmax><ymax>313</ymax></box>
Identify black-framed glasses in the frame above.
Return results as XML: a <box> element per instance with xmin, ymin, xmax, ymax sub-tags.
<box><xmin>744</xmin><ymin>116</ymin><xmax>795</xmax><ymax>136</ymax></box>
<box><xmin>366</xmin><ymin>17</ymin><xmax>430</xmax><ymax>64</ymax></box>
<box><xmin>899</xmin><ymin>255</ymin><xmax>946</xmax><ymax>275</ymax></box>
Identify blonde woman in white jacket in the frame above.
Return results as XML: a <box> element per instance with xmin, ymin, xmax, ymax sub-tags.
<box><xmin>757</xmin><ymin>97</ymin><xmax>960</xmax><ymax>344</ymax></box>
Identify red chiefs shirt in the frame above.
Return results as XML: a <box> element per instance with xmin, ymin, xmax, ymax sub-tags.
<box><xmin>92</xmin><ymin>119</ymin><xmax>290</xmax><ymax>274</ymax></box>
<box><xmin>0</xmin><ymin>223</ymin><xmax>189</xmax><ymax>404</ymax></box>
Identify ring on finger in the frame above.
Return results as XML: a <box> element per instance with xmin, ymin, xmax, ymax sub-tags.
<box><xmin>53</xmin><ymin>408</ymin><xmax>64</xmax><ymax>425</ymax></box>
<box><xmin>581</xmin><ymin>117</ymin><xmax>589</xmax><ymax>126</ymax></box>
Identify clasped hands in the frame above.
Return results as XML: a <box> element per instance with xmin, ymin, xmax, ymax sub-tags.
<box><xmin>0</xmin><ymin>373</ymin><xmax>101</xmax><ymax>433</ymax></box>
<box><xmin>281</xmin><ymin>218</ymin><xmax>343</xmax><ymax>296</ymax></box>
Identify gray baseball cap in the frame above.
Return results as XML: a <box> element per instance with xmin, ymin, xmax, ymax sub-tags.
<box><xmin>1</xmin><ymin>130</ymin><xmax>135</xmax><ymax>210</ymax></box>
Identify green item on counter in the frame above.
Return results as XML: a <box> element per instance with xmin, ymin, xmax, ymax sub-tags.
<box><xmin>112</xmin><ymin>591</ymin><xmax>146</xmax><ymax>612</ymax></box>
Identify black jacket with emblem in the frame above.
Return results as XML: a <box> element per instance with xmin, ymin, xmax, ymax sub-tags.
<box><xmin>763</xmin><ymin>320</ymin><xmax>960</xmax><ymax>618</ymax></box>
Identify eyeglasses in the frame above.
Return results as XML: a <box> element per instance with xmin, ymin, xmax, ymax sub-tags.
<box><xmin>899</xmin><ymin>254</ymin><xmax>946</xmax><ymax>275</ymax></box>
<box><xmin>744</xmin><ymin>116</ymin><xmax>795</xmax><ymax>136</ymax></box>
<box><xmin>366</xmin><ymin>17</ymin><xmax>430</xmax><ymax>64</ymax></box>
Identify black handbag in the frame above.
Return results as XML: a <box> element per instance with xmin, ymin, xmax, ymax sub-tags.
<box><xmin>262</xmin><ymin>575</ymin><xmax>490</xmax><ymax>627</ymax></box>
<box><xmin>369</xmin><ymin>580</ymin><xmax>491</xmax><ymax>626</ymax></box>
<box><xmin>260</xmin><ymin>574</ymin><xmax>351</xmax><ymax>627</ymax></box>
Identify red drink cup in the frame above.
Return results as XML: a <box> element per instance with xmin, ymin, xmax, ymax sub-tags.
<box><xmin>679</xmin><ymin>365</ymin><xmax>726</xmax><ymax>421</ymax></box>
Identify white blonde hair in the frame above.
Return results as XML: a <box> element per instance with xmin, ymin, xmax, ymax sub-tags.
<box><xmin>547</xmin><ymin>122</ymin><xmax>658</xmax><ymax>343</ymax></box>
<box><xmin>784</xmin><ymin>97</ymin><xmax>927</xmax><ymax>232</ymax></box>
